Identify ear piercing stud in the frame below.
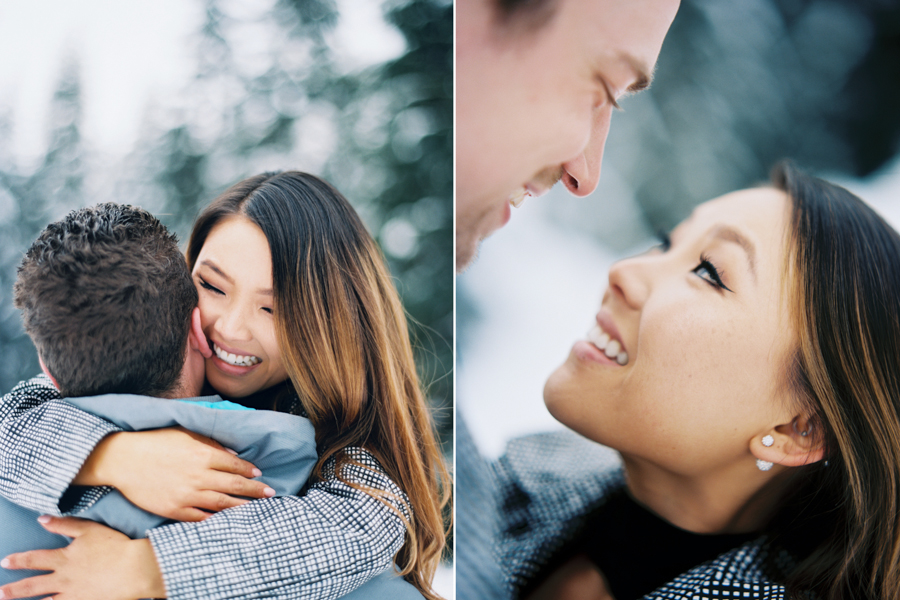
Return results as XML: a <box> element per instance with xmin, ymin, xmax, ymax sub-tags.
<box><xmin>759</xmin><ymin>435</ymin><xmax>775</xmax><ymax>470</ymax></box>
<box><xmin>793</xmin><ymin>420</ymin><xmax>810</xmax><ymax>437</ymax></box>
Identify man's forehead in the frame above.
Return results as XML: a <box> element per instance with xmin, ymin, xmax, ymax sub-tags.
<box><xmin>581</xmin><ymin>0</ymin><xmax>678</xmax><ymax>87</ymax></box>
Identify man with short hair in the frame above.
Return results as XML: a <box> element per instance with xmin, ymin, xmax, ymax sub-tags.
<box><xmin>15</xmin><ymin>203</ymin><xmax>206</xmax><ymax>400</ymax></box>
<box><xmin>456</xmin><ymin>0</ymin><xmax>680</xmax><ymax>271</ymax></box>
<box><xmin>455</xmin><ymin>0</ymin><xmax>680</xmax><ymax>597</ymax></box>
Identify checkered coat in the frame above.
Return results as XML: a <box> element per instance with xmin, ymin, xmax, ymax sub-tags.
<box><xmin>469</xmin><ymin>427</ymin><xmax>796</xmax><ymax>599</ymax></box>
<box><xmin>0</xmin><ymin>375</ymin><xmax>409</xmax><ymax>600</ymax></box>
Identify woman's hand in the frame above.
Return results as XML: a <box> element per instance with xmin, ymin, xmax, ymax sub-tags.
<box><xmin>76</xmin><ymin>427</ymin><xmax>276</xmax><ymax>521</ymax></box>
<box><xmin>0</xmin><ymin>516</ymin><xmax>166</xmax><ymax>600</ymax></box>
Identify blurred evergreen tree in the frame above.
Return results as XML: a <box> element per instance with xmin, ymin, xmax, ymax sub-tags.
<box><xmin>0</xmin><ymin>63</ymin><xmax>86</xmax><ymax>392</ymax></box>
<box><xmin>0</xmin><ymin>0</ymin><xmax>453</xmax><ymax>450</ymax></box>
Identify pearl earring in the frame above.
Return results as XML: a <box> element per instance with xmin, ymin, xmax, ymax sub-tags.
<box><xmin>762</xmin><ymin>435</ymin><xmax>774</xmax><ymax>447</ymax></box>
<box><xmin>756</xmin><ymin>459</ymin><xmax>774</xmax><ymax>471</ymax></box>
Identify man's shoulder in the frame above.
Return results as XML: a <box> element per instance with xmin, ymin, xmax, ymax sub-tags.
<box><xmin>497</xmin><ymin>429</ymin><xmax>622</xmax><ymax>493</ymax></box>
<box><xmin>5</xmin><ymin>373</ymin><xmax>61</xmax><ymax>401</ymax></box>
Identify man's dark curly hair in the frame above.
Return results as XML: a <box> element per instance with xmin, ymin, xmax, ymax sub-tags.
<box><xmin>14</xmin><ymin>203</ymin><xmax>198</xmax><ymax>398</ymax></box>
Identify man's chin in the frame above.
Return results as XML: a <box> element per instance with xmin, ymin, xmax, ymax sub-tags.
<box><xmin>456</xmin><ymin>237</ymin><xmax>481</xmax><ymax>274</ymax></box>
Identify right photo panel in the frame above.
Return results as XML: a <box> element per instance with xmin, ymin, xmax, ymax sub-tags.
<box><xmin>455</xmin><ymin>0</ymin><xmax>900</xmax><ymax>598</ymax></box>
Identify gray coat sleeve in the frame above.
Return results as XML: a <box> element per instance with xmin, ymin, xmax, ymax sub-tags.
<box><xmin>0</xmin><ymin>375</ymin><xmax>120</xmax><ymax>515</ymax></box>
<box><xmin>148</xmin><ymin>448</ymin><xmax>411</xmax><ymax>600</ymax></box>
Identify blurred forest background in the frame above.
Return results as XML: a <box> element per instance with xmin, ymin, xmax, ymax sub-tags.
<box><xmin>459</xmin><ymin>0</ymin><xmax>900</xmax><ymax>456</ymax></box>
<box><xmin>0</xmin><ymin>0</ymin><xmax>452</xmax><ymax>451</ymax></box>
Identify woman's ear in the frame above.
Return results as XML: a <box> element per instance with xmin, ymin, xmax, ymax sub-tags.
<box><xmin>751</xmin><ymin>414</ymin><xmax>825</xmax><ymax>468</ymax></box>
<box><xmin>188</xmin><ymin>307</ymin><xmax>213</xmax><ymax>359</ymax></box>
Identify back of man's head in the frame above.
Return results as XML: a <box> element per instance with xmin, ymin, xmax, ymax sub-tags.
<box><xmin>14</xmin><ymin>203</ymin><xmax>198</xmax><ymax>398</ymax></box>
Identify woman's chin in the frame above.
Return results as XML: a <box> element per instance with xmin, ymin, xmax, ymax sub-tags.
<box><xmin>543</xmin><ymin>363</ymin><xmax>583</xmax><ymax>427</ymax></box>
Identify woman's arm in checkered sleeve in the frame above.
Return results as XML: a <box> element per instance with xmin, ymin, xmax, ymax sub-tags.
<box><xmin>0</xmin><ymin>374</ymin><xmax>121</xmax><ymax>515</ymax></box>
<box><xmin>148</xmin><ymin>448</ymin><xmax>410</xmax><ymax>600</ymax></box>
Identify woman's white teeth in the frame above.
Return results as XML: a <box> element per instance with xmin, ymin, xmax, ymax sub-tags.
<box><xmin>604</xmin><ymin>339</ymin><xmax>621</xmax><ymax>358</ymax></box>
<box><xmin>213</xmin><ymin>343</ymin><xmax>260</xmax><ymax>367</ymax></box>
<box><xmin>586</xmin><ymin>325</ymin><xmax>629</xmax><ymax>365</ymax></box>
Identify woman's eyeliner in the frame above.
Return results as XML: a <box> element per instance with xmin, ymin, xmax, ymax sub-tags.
<box><xmin>198</xmin><ymin>278</ymin><xmax>224</xmax><ymax>295</ymax></box>
<box><xmin>694</xmin><ymin>255</ymin><xmax>732</xmax><ymax>292</ymax></box>
<box><xmin>653</xmin><ymin>231</ymin><xmax>733</xmax><ymax>293</ymax></box>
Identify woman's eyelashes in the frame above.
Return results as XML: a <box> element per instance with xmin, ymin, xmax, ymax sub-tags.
<box><xmin>693</xmin><ymin>255</ymin><xmax>733</xmax><ymax>292</ymax></box>
<box><xmin>198</xmin><ymin>277</ymin><xmax>224</xmax><ymax>295</ymax></box>
<box><xmin>199</xmin><ymin>276</ymin><xmax>274</xmax><ymax>314</ymax></box>
<box><xmin>652</xmin><ymin>231</ymin><xmax>733</xmax><ymax>293</ymax></box>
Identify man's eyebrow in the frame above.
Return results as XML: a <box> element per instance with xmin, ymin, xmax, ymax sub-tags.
<box><xmin>198</xmin><ymin>259</ymin><xmax>273</xmax><ymax>295</ymax></box>
<box><xmin>712</xmin><ymin>225</ymin><xmax>757</xmax><ymax>282</ymax></box>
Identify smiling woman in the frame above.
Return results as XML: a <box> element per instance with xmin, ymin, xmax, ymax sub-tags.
<box><xmin>544</xmin><ymin>186</ymin><xmax>798</xmax><ymax>484</ymax></box>
<box><xmin>476</xmin><ymin>163</ymin><xmax>900</xmax><ymax>600</ymax></box>
<box><xmin>191</xmin><ymin>217</ymin><xmax>287</xmax><ymax>397</ymax></box>
<box><xmin>183</xmin><ymin>172</ymin><xmax>452</xmax><ymax>596</ymax></box>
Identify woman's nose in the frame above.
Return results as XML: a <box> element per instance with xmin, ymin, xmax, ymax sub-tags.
<box><xmin>607</xmin><ymin>255</ymin><xmax>651</xmax><ymax>310</ymax></box>
<box><xmin>214</xmin><ymin>305</ymin><xmax>252</xmax><ymax>342</ymax></box>
<box><xmin>560</xmin><ymin>104</ymin><xmax>612</xmax><ymax>198</ymax></box>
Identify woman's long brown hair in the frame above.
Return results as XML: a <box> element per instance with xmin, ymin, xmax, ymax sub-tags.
<box><xmin>187</xmin><ymin>171</ymin><xmax>451</xmax><ymax>599</ymax></box>
<box><xmin>772</xmin><ymin>162</ymin><xmax>900</xmax><ymax>600</ymax></box>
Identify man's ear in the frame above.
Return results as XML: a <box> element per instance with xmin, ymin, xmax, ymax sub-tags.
<box><xmin>38</xmin><ymin>355</ymin><xmax>60</xmax><ymax>390</ymax></box>
<box><xmin>751</xmin><ymin>414</ymin><xmax>825</xmax><ymax>468</ymax></box>
<box><xmin>188</xmin><ymin>307</ymin><xmax>212</xmax><ymax>359</ymax></box>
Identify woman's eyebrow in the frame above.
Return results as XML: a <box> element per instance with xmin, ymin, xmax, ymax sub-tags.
<box><xmin>199</xmin><ymin>259</ymin><xmax>273</xmax><ymax>295</ymax></box>
<box><xmin>712</xmin><ymin>225</ymin><xmax>757</xmax><ymax>282</ymax></box>
<box><xmin>199</xmin><ymin>259</ymin><xmax>232</xmax><ymax>283</ymax></box>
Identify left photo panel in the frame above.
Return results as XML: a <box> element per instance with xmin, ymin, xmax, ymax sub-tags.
<box><xmin>0</xmin><ymin>1</ymin><xmax>453</xmax><ymax>599</ymax></box>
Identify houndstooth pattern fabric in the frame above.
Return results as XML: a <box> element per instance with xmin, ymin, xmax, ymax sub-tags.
<box><xmin>0</xmin><ymin>374</ymin><xmax>117</xmax><ymax>515</ymax></box>
<box><xmin>149</xmin><ymin>447</ymin><xmax>410</xmax><ymax>600</ymax></box>
<box><xmin>0</xmin><ymin>374</ymin><xmax>410</xmax><ymax>600</ymax></box>
<box><xmin>491</xmin><ymin>430</ymin><xmax>791</xmax><ymax>599</ymax></box>
<box><xmin>455</xmin><ymin>418</ymin><xmax>508</xmax><ymax>600</ymax></box>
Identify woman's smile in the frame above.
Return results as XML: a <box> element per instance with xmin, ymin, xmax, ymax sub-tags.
<box><xmin>210</xmin><ymin>339</ymin><xmax>263</xmax><ymax>373</ymax></box>
<box><xmin>545</xmin><ymin>187</ymin><xmax>795</xmax><ymax>476</ymax></box>
<box><xmin>192</xmin><ymin>216</ymin><xmax>289</xmax><ymax>398</ymax></box>
<box><xmin>574</xmin><ymin>310</ymin><xmax>630</xmax><ymax>366</ymax></box>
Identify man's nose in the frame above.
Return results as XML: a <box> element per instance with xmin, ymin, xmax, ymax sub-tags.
<box><xmin>560</xmin><ymin>104</ymin><xmax>612</xmax><ymax>197</ymax></box>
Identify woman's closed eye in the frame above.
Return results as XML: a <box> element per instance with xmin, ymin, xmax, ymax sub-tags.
<box><xmin>198</xmin><ymin>277</ymin><xmax>224</xmax><ymax>295</ymax></box>
<box><xmin>693</xmin><ymin>255</ymin><xmax>733</xmax><ymax>292</ymax></box>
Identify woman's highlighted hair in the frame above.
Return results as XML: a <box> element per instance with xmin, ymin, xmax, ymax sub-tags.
<box><xmin>187</xmin><ymin>172</ymin><xmax>450</xmax><ymax>598</ymax></box>
<box><xmin>773</xmin><ymin>162</ymin><xmax>900</xmax><ymax>600</ymax></box>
